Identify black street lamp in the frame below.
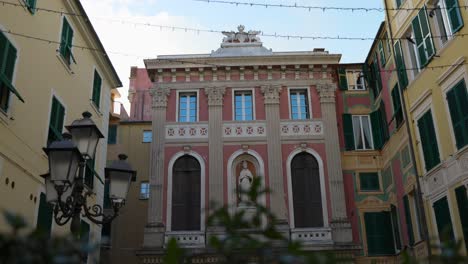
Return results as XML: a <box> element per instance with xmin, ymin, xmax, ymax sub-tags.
<box><xmin>42</xmin><ymin>112</ymin><xmax>136</xmax><ymax>236</ymax></box>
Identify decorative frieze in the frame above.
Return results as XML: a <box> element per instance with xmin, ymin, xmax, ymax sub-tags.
<box><xmin>165</xmin><ymin>124</ymin><xmax>209</xmax><ymax>139</ymax></box>
<box><xmin>222</xmin><ymin>123</ymin><xmax>266</xmax><ymax>138</ymax></box>
<box><xmin>261</xmin><ymin>84</ymin><xmax>282</xmax><ymax>104</ymax></box>
<box><xmin>150</xmin><ymin>86</ymin><xmax>170</xmax><ymax>109</ymax></box>
<box><xmin>290</xmin><ymin>228</ymin><xmax>333</xmax><ymax>245</ymax></box>
<box><xmin>280</xmin><ymin>121</ymin><xmax>324</xmax><ymax>137</ymax></box>
<box><xmin>204</xmin><ymin>87</ymin><xmax>226</xmax><ymax>106</ymax></box>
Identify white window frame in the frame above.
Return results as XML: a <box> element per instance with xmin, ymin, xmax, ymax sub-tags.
<box><xmin>352</xmin><ymin>115</ymin><xmax>374</xmax><ymax>150</ymax></box>
<box><xmin>288</xmin><ymin>87</ymin><xmax>312</xmax><ymax>120</ymax></box>
<box><xmin>139</xmin><ymin>181</ymin><xmax>150</xmax><ymax>200</ymax></box>
<box><xmin>142</xmin><ymin>130</ymin><xmax>152</xmax><ymax>143</ymax></box>
<box><xmin>232</xmin><ymin>88</ymin><xmax>255</xmax><ymax>121</ymax></box>
<box><xmin>176</xmin><ymin>90</ymin><xmax>199</xmax><ymax>122</ymax></box>
<box><xmin>431</xmin><ymin>0</ymin><xmax>453</xmax><ymax>47</ymax></box>
<box><xmin>346</xmin><ymin>70</ymin><xmax>366</xmax><ymax>91</ymax></box>
<box><xmin>402</xmin><ymin>28</ymin><xmax>421</xmax><ymax>81</ymax></box>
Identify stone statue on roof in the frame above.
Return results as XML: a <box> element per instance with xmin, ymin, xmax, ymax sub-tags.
<box><xmin>221</xmin><ymin>25</ymin><xmax>262</xmax><ymax>43</ymax></box>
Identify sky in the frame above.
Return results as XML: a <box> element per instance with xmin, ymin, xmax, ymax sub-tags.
<box><xmin>80</xmin><ymin>0</ymin><xmax>385</xmax><ymax>112</ymax></box>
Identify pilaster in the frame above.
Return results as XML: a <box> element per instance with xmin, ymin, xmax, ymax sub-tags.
<box><xmin>317</xmin><ymin>83</ymin><xmax>352</xmax><ymax>243</ymax></box>
<box><xmin>261</xmin><ymin>85</ymin><xmax>288</xmax><ymax>224</ymax></box>
<box><xmin>144</xmin><ymin>85</ymin><xmax>170</xmax><ymax>248</ymax></box>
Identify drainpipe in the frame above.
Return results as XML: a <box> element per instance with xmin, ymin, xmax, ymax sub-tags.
<box><xmin>383</xmin><ymin>0</ymin><xmax>432</xmax><ymax>259</ymax></box>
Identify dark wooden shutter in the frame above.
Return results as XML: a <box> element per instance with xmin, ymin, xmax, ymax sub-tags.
<box><xmin>108</xmin><ymin>125</ymin><xmax>117</xmax><ymax>144</ymax></box>
<box><xmin>370</xmin><ymin>110</ymin><xmax>383</xmax><ymax>149</ymax></box>
<box><xmin>26</xmin><ymin>0</ymin><xmax>37</xmax><ymax>13</ymax></box>
<box><xmin>378</xmin><ymin>41</ymin><xmax>386</xmax><ymax>66</ymax></box>
<box><xmin>291</xmin><ymin>153</ymin><xmax>323</xmax><ymax>228</ymax></box>
<box><xmin>445</xmin><ymin>0</ymin><xmax>464</xmax><ymax>33</ymax></box>
<box><xmin>60</xmin><ymin>18</ymin><xmax>70</xmax><ymax>60</ymax></box>
<box><xmin>433</xmin><ymin>197</ymin><xmax>455</xmax><ymax>243</ymax></box>
<box><xmin>47</xmin><ymin>97</ymin><xmax>65</xmax><ymax>145</ymax></box>
<box><xmin>36</xmin><ymin>193</ymin><xmax>53</xmax><ymax>237</ymax></box>
<box><xmin>373</xmin><ymin>55</ymin><xmax>382</xmax><ymax>97</ymax></box>
<box><xmin>412</xmin><ymin>7</ymin><xmax>435</xmax><ymax>67</ymax></box>
<box><xmin>3</xmin><ymin>42</ymin><xmax>16</xmax><ymax>83</ymax></box>
<box><xmin>391</xmin><ymin>205</ymin><xmax>402</xmax><ymax>250</ymax></box>
<box><xmin>446</xmin><ymin>80</ymin><xmax>468</xmax><ymax>149</ymax></box>
<box><xmin>92</xmin><ymin>70</ymin><xmax>102</xmax><ymax>108</ymax></box>
<box><xmin>342</xmin><ymin>114</ymin><xmax>355</xmax><ymax>150</ymax></box>
<box><xmin>417</xmin><ymin>111</ymin><xmax>440</xmax><ymax>171</ymax></box>
<box><xmin>455</xmin><ymin>186</ymin><xmax>468</xmax><ymax>252</ymax></box>
<box><xmin>403</xmin><ymin>195</ymin><xmax>415</xmax><ymax>245</ymax></box>
<box><xmin>365</xmin><ymin>212</ymin><xmax>395</xmax><ymax>256</ymax></box>
<box><xmin>337</xmin><ymin>67</ymin><xmax>348</xmax><ymax>90</ymax></box>
<box><xmin>394</xmin><ymin>41</ymin><xmax>408</xmax><ymax>89</ymax></box>
<box><xmin>172</xmin><ymin>155</ymin><xmax>201</xmax><ymax>231</ymax></box>
<box><xmin>391</xmin><ymin>85</ymin><xmax>403</xmax><ymax>127</ymax></box>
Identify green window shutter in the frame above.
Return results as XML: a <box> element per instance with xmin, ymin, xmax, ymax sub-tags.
<box><xmin>108</xmin><ymin>125</ymin><xmax>117</xmax><ymax>144</ymax></box>
<box><xmin>26</xmin><ymin>0</ymin><xmax>37</xmax><ymax>13</ymax></box>
<box><xmin>60</xmin><ymin>18</ymin><xmax>74</xmax><ymax>65</ymax></box>
<box><xmin>92</xmin><ymin>70</ymin><xmax>102</xmax><ymax>108</ymax></box>
<box><xmin>394</xmin><ymin>41</ymin><xmax>408</xmax><ymax>89</ymax></box>
<box><xmin>373</xmin><ymin>55</ymin><xmax>382</xmax><ymax>97</ymax></box>
<box><xmin>445</xmin><ymin>0</ymin><xmax>464</xmax><ymax>33</ymax></box>
<box><xmin>391</xmin><ymin>205</ymin><xmax>402</xmax><ymax>250</ymax></box>
<box><xmin>403</xmin><ymin>195</ymin><xmax>415</xmax><ymax>245</ymax></box>
<box><xmin>412</xmin><ymin>6</ymin><xmax>435</xmax><ymax>67</ymax></box>
<box><xmin>365</xmin><ymin>212</ymin><xmax>396</xmax><ymax>255</ymax></box>
<box><xmin>47</xmin><ymin>97</ymin><xmax>65</xmax><ymax>145</ymax></box>
<box><xmin>417</xmin><ymin>111</ymin><xmax>441</xmax><ymax>171</ymax></box>
<box><xmin>370</xmin><ymin>110</ymin><xmax>383</xmax><ymax>149</ymax></box>
<box><xmin>455</xmin><ymin>185</ymin><xmax>468</xmax><ymax>252</ymax></box>
<box><xmin>379</xmin><ymin>41</ymin><xmax>386</xmax><ymax>66</ymax></box>
<box><xmin>362</xmin><ymin>63</ymin><xmax>370</xmax><ymax>89</ymax></box>
<box><xmin>3</xmin><ymin>42</ymin><xmax>17</xmax><ymax>83</ymax></box>
<box><xmin>396</xmin><ymin>0</ymin><xmax>402</xmax><ymax>8</ymax></box>
<box><xmin>391</xmin><ymin>85</ymin><xmax>404</xmax><ymax>127</ymax></box>
<box><xmin>433</xmin><ymin>197</ymin><xmax>455</xmax><ymax>243</ymax></box>
<box><xmin>338</xmin><ymin>67</ymin><xmax>348</xmax><ymax>90</ymax></box>
<box><xmin>360</xmin><ymin>172</ymin><xmax>380</xmax><ymax>191</ymax></box>
<box><xmin>446</xmin><ymin>80</ymin><xmax>468</xmax><ymax>149</ymax></box>
<box><xmin>84</xmin><ymin>158</ymin><xmax>95</xmax><ymax>189</ymax></box>
<box><xmin>342</xmin><ymin>114</ymin><xmax>355</xmax><ymax>150</ymax></box>
<box><xmin>36</xmin><ymin>193</ymin><xmax>53</xmax><ymax>237</ymax></box>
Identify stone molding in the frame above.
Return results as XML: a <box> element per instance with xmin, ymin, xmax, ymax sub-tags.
<box><xmin>150</xmin><ymin>86</ymin><xmax>170</xmax><ymax>109</ymax></box>
<box><xmin>317</xmin><ymin>83</ymin><xmax>336</xmax><ymax>104</ymax></box>
<box><xmin>261</xmin><ymin>84</ymin><xmax>282</xmax><ymax>104</ymax></box>
<box><xmin>204</xmin><ymin>87</ymin><xmax>226</xmax><ymax>106</ymax></box>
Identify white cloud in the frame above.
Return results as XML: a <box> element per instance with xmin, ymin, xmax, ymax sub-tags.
<box><xmin>81</xmin><ymin>0</ymin><xmax>220</xmax><ymax>113</ymax></box>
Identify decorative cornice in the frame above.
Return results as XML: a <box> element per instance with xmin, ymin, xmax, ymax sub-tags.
<box><xmin>204</xmin><ymin>87</ymin><xmax>226</xmax><ymax>106</ymax></box>
<box><xmin>317</xmin><ymin>83</ymin><xmax>336</xmax><ymax>104</ymax></box>
<box><xmin>150</xmin><ymin>86</ymin><xmax>170</xmax><ymax>109</ymax></box>
<box><xmin>261</xmin><ymin>84</ymin><xmax>282</xmax><ymax>104</ymax></box>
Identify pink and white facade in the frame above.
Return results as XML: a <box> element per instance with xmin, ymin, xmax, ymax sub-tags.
<box><xmin>141</xmin><ymin>27</ymin><xmax>356</xmax><ymax>254</ymax></box>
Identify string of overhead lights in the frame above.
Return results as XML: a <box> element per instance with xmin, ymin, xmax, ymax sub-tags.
<box><xmin>192</xmin><ymin>0</ymin><xmax>468</xmax><ymax>12</ymax></box>
<box><xmin>2</xmin><ymin>26</ymin><xmax>466</xmax><ymax>76</ymax></box>
<box><xmin>1</xmin><ymin>0</ymin><xmax>467</xmax><ymax>42</ymax></box>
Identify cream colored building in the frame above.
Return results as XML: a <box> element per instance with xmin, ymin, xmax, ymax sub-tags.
<box><xmin>0</xmin><ymin>0</ymin><xmax>121</xmax><ymax>262</ymax></box>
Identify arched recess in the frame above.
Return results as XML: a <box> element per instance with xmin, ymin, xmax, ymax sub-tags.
<box><xmin>286</xmin><ymin>148</ymin><xmax>328</xmax><ymax>229</ymax></box>
<box><xmin>227</xmin><ymin>149</ymin><xmax>266</xmax><ymax>212</ymax></box>
<box><xmin>166</xmin><ymin>151</ymin><xmax>206</xmax><ymax>231</ymax></box>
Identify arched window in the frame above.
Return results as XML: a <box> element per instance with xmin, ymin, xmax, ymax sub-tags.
<box><xmin>291</xmin><ymin>152</ymin><xmax>323</xmax><ymax>228</ymax></box>
<box><xmin>171</xmin><ymin>155</ymin><xmax>201</xmax><ymax>231</ymax></box>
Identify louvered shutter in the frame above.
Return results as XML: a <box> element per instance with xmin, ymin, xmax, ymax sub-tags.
<box><xmin>445</xmin><ymin>0</ymin><xmax>464</xmax><ymax>33</ymax></box>
<box><xmin>338</xmin><ymin>67</ymin><xmax>348</xmax><ymax>90</ymax></box>
<box><xmin>455</xmin><ymin>185</ymin><xmax>468</xmax><ymax>252</ymax></box>
<box><xmin>342</xmin><ymin>114</ymin><xmax>355</xmax><ymax>150</ymax></box>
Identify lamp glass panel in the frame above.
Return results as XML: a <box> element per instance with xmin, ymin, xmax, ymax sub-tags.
<box><xmin>49</xmin><ymin>150</ymin><xmax>78</xmax><ymax>184</ymax></box>
<box><xmin>45</xmin><ymin>177</ymin><xmax>58</xmax><ymax>203</ymax></box>
<box><xmin>109</xmin><ymin>170</ymin><xmax>131</xmax><ymax>201</ymax></box>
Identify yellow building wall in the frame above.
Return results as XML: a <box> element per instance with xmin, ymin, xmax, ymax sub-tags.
<box><xmin>0</xmin><ymin>1</ymin><xmax>120</xmax><ymax>262</ymax></box>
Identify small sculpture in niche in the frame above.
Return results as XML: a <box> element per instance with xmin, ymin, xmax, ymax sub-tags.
<box><xmin>238</xmin><ymin>160</ymin><xmax>253</xmax><ymax>205</ymax></box>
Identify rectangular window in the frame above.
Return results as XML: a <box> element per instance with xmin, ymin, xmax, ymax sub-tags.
<box><xmin>433</xmin><ymin>1</ymin><xmax>450</xmax><ymax>45</ymax></box>
<box><xmin>0</xmin><ymin>31</ymin><xmax>19</xmax><ymax>112</ymax></box>
<box><xmin>142</xmin><ymin>130</ymin><xmax>152</xmax><ymax>143</ymax></box>
<box><xmin>378</xmin><ymin>40</ymin><xmax>386</xmax><ymax>66</ymax></box>
<box><xmin>352</xmin><ymin>115</ymin><xmax>374</xmax><ymax>150</ymax></box>
<box><xmin>455</xmin><ymin>185</ymin><xmax>468</xmax><ymax>252</ymax></box>
<box><xmin>47</xmin><ymin>97</ymin><xmax>65</xmax><ymax>146</ymax></box>
<box><xmin>36</xmin><ymin>193</ymin><xmax>53</xmax><ymax>237</ymax></box>
<box><xmin>346</xmin><ymin>70</ymin><xmax>366</xmax><ymax>90</ymax></box>
<box><xmin>140</xmin><ymin>181</ymin><xmax>150</xmax><ymax>200</ymax></box>
<box><xmin>289</xmin><ymin>89</ymin><xmax>309</xmax><ymax>120</ymax></box>
<box><xmin>434</xmin><ymin>0</ymin><xmax>464</xmax><ymax>42</ymax></box>
<box><xmin>412</xmin><ymin>6</ymin><xmax>435</xmax><ymax>67</ymax></box>
<box><xmin>433</xmin><ymin>196</ymin><xmax>455</xmax><ymax>244</ymax></box>
<box><xmin>446</xmin><ymin>79</ymin><xmax>468</xmax><ymax>150</ymax></box>
<box><xmin>234</xmin><ymin>90</ymin><xmax>253</xmax><ymax>121</ymax></box>
<box><xmin>84</xmin><ymin>158</ymin><xmax>95</xmax><ymax>189</ymax></box>
<box><xmin>417</xmin><ymin>110</ymin><xmax>440</xmax><ymax>171</ymax></box>
<box><xmin>360</xmin><ymin>172</ymin><xmax>380</xmax><ymax>191</ymax></box>
<box><xmin>178</xmin><ymin>92</ymin><xmax>197</xmax><ymax>122</ymax></box>
<box><xmin>24</xmin><ymin>0</ymin><xmax>37</xmax><ymax>13</ymax></box>
<box><xmin>391</xmin><ymin>84</ymin><xmax>404</xmax><ymax>127</ymax></box>
<box><xmin>108</xmin><ymin>125</ymin><xmax>117</xmax><ymax>144</ymax></box>
<box><xmin>59</xmin><ymin>17</ymin><xmax>74</xmax><ymax>66</ymax></box>
<box><xmin>364</xmin><ymin>212</ymin><xmax>396</xmax><ymax>256</ymax></box>
<box><xmin>92</xmin><ymin>70</ymin><xmax>102</xmax><ymax>108</ymax></box>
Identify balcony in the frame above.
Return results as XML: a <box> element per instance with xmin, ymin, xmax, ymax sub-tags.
<box><xmin>164</xmin><ymin>231</ymin><xmax>205</xmax><ymax>248</ymax></box>
<box><xmin>290</xmin><ymin>227</ymin><xmax>333</xmax><ymax>245</ymax></box>
<box><xmin>280</xmin><ymin>120</ymin><xmax>324</xmax><ymax>138</ymax></box>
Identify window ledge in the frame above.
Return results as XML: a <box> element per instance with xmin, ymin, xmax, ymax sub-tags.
<box><xmin>56</xmin><ymin>53</ymin><xmax>74</xmax><ymax>75</ymax></box>
<box><xmin>358</xmin><ymin>190</ymin><xmax>384</xmax><ymax>195</ymax></box>
<box><xmin>89</xmin><ymin>100</ymin><xmax>103</xmax><ymax>117</ymax></box>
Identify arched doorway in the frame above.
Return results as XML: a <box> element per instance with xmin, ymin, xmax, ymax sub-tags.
<box><xmin>171</xmin><ymin>155</ymin><xmax>201</xmax><ymax>231</ymax></box>
<box><xmin>291</xmin><ymin>152</ymin><xmax>323</xmax><ymax>228</ymax></box>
